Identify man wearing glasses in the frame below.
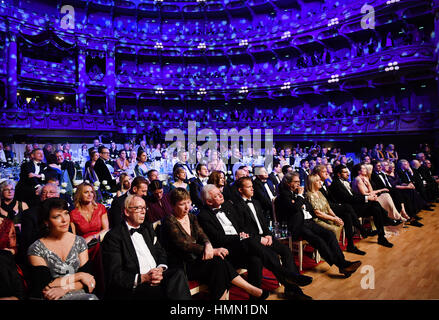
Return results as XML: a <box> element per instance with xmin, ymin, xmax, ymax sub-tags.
<box><xmin>276</xmin><ymin>172</ymin><xmax>362</xmax><ymax>277</ymax></box>
<box><xmin>102</xmin><ymin>195</ymin><xmax>191</xmax><ymax>300</ymax></box>
<box><xmin>94</xmin><ymin>146</ymin><xmax>117</xmax><ymax>192</ymax></box>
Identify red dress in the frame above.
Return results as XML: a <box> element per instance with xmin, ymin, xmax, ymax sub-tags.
<box><xmin>70</xmin><ymin>203</ymin><xmax>106</xmax><ymax>240</ymax></box>
<box><xmin>69</xmin><ymin>204</ymin><xmax>107</xmax><ymax>298</ymax></box>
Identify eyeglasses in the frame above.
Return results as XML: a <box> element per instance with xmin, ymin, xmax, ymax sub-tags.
<box><xmin>128</xmin><ymin>206</ymin><xmax>146</xmax><ymax>212</ymax></box>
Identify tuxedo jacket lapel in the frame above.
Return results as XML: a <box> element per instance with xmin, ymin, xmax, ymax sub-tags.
<box><xmin>121</xmin><ymin>224</ymin><xmax>140</xmax><ymax>272</ymax></box>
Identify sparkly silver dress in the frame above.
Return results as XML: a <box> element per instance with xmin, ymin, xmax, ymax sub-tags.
<box><xmin>27</xmin><ymin>235</ymin><xmax>98</xmax><ymax>300</ymax></box>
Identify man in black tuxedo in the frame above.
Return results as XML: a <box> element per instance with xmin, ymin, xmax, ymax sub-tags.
<box><xmin>268</xmin><ymin>159</ymin><xmax>282</xmax><ymax>190</ymax></box>
<box><xmin>234</xmin><ymin>178</ymin><xmax>314</xmax><ymax>299</ymax></box>
<box><xmin>198</xmin><ymin>184</ymin><xmax>312</xmax><ymax>300</ymax></box>
<box><xmin>189</xmin><ymin>163</ymin><xmax>209</xmax><ymax>210</ymax></box>
<box><xmin>253</xmin><ymin>166</ymin><xmax>277</xmax><ymax>221</ymax></box>
<box><xmin>312</xmin><ymin>165</ymin><xmax>367</xmax><ymax>255</ymax></box>
<box><xmin>397</xmin><ymin>159</ymin><xmax>434</xmax><ymax>208</ymax></box>
<box><xmin>102</xmin><ymin>195</ymin><xmax>191</xmax><ymax>300</ymax></box>
<box><xmin>298</xmin><ymin>159</ymin><xmax>309</xmax><ymax>187</ymax></box>
<box><xmin>93</xmin><ymin>146</ymin><xmax>117</xmax><ymax>192</ymax></box>
<box><xmin>15</xmin><ymin>148</ymin><xmax>47</xmax><ymax>205</ymax></box>
<box><xmin>275</xmin><ymin>173</ymin><xmax>362</xmax><ymax>277</ymax></box>
<box><xmin>108</xmin><ymin>176</ymin><xmax>149</xmax><ymax>229</ymax></box>
<box><xmin>329</xmin><ymin>165</ymin><xmax>393</xmax><ymax>248</ymax></box>
<box><xmin>371</xmin><ymin>161</ymin><xmax>422</xmax><ymax>227</ymax></box>
<box><xmin>411</xmin><ymin>159</ymin><xmax>439</xmax><ymax>203</ymax></box>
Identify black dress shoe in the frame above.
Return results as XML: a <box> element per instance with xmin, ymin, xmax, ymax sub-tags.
<box><xmin>284</xmin><ymin>289</ymin><xmax>313</xmax><ymax>301</ymax></box>
<box><xmin>368</xmin><ymin>230</ymin><xmax>379</xmax><ymax>236</ymax></box>
<box><xmin>346</xmin><ymin>246</ymin><xmax>366</xmax><ymax>255</ymax></box>
<box><xmin>409</xmin><ymin>220</ymin><xmax>423</xmax><ymax>227</ymax></box>
<box><xmin>413</xmin><ymin>215</ymin><xmax>422</xmax><ymax>221</ymax></box>
<box><xmin>339</xmin><ymin>260</ymin><xmax>362</xmax><ymax>276</ymax></box>
<box><xmin>424</xmin><ymin>207</ymin><xmax>434</xmax><ymax>212</ymax></box>
<box><xmin>250</xmin><ymin>289</ymin><xmax>270</xmax><ymax>301</ymax></box>
<box><xmin>281</xmin><ymin>273</ymin><xmax>313</xmax><ymax>287</ymax></box>
<box><xmin>378</xmin><ymin>237</ymin><xmax>393</xmax><ymax>248</ymax></box>
<box><xmin>359</xmin><ymin>228</ymin><xmax>369</xmax><ymax>239</ymax></box>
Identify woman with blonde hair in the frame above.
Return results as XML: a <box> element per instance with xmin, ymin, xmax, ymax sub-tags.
<box><xmin>351</xmin><ymin>164</ymin><xmax>409</xmax><ymax>222</ymax></box>
<box><xmin>305</xmin><ymin>174</ymin><xmax>344</xmax><ymax>242</ymax></box>
<box><xmin>69</xmin><ymin>182</ymin><xmax>108</xmax><ymax>297</ymax></box>
<box><xmin>170</xmin><ymin>167</ymin><xmax>189</xmax><ymax>191</ymax></box>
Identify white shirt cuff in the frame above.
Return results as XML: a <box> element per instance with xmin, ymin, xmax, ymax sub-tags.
<box><xmin>157</xmin><ymin>264</ymin><xmax>168</xmax><ymax>272</ymax></box>
<box><xmin>297</xmin><ymin>194</ymin><xmax>304</xmax><ymax>198</ymax></box>
<box><xmin>365</xmin><ymin>196</ymin><xmax>368</xmax><ymax>203</ymax></box>
<box><xmin>134</xmin><ymin>274</ymin><xmax>139</xmax><ymax>289</ymax></box>
<box><xmin>40</xmin><ymin>174</ymin><xmax>45</xmax><ymax>181</ymax></box>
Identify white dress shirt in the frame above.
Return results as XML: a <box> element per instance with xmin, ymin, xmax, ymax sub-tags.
<box><xmin>214</xmin><ymin>206</ymin><xmax>238</xmax><ymax>235</ymax></box>
<box><xmin>295</xmin><ymin>193</ymin><xmax>313</xmax><ymax>220</ymax></box>
<box><xmin>0</xmin><ymin>150</ymin><xmax>6</xmax><ymax>162</ymax></box>
<box><xmin>263</xmin><ymin>182</ymin><xmax>275</xmax><ymax>201</ymax></box>
<box><xmin>126</xmin><ymin>222</ymin><xmax>167</xmax><ymax>288</ymax></box>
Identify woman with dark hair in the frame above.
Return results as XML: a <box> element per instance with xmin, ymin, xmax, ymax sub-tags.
<box><xmin>27</xmin><ymin>198</ymin><xmax>98</xmax><ymax>300</ymax></box>
<box><xmin>115</xmin><ymin>149</ymin><xmax>129</xmax><ymax>171</ymax></box>
<box><xmin>161</xmin><ymin>188</ymin><xmax>269</xmax><ymax>300</ymax></box>
<box><xmin>145</xmin><ymin>180</ymin><xmax>172</xmax><ymax>223</ymax></box>
<box><xmin>43</xmin><ymin>154</ymin><xmax>63</xmax><ymax>183</ymax></box>
<box><xmin>134</xmin><ymin>150</ymin><xmax>149</xmax><ymax>178</ymax></box>
<box><xmin>207</xmin><ymin>170</ymin><xmax>226</xmax><ymax>193</ymax></box>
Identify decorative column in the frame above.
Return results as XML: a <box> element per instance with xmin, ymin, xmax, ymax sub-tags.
<box><xmin>105</xmin><ymin>44</ymin><xmax>116</xmax><ymax>114</ymax></box>
<box><xmin>76</xmin><ymin>47</ymin><xmax>87</xmax><ymax>112</ymax></box>
<box><xmin>6</xmin><ymin>32</ymin><xmax>18</xmax><ymax>109</ymax></box>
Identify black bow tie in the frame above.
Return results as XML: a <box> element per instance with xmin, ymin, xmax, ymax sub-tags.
<box><xmin>212</xmin><ymin>208</ymin><xmax>222</xmax><ymax>214</ymax></box>
<box><xmin>35</xmin><ymin>162</ymin><xmax>41</xmax><ymax>166</ymax></box>
<box><xmin>244</xmin><ymin>199</ymin><xmax>253</xmax><ymax>204</ymax></box>
<box><xmin>129</xmin><ymin>227</ymin><xmax>143</xmax><ymax>235</ymax></box>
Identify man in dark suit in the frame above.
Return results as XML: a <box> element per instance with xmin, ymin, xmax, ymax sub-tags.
<box><xmin>102</xmin><ymin>195</ymin><xmax>191</xmax><ymax>300</ymax></box>
<box><xmin>108</xmin><ymin>176</ymin><xmax>149</xmax><ymax>229</ymax></box>
<box><xmin>371</xmin><ymin>161</ymin><xmax>422</xmax><ymax>227</ymax></box>
<box><xmin>412</xmin><ymin>159</ymin><xmax>439</xmax><ymax>203</ymax></box>
<box><xmin>312</xmin><ymin>165</ymin><xmax>368</xmax><ymax>254</ymax></box>
<box><xmin>199</xmin><ymin>184</ymin><xmax>312</xmax><ymax>300</ymax></box>
<box><xmin>330</xmin><ymin>165</ymin><xmax>393</xmax><ymax>247</ymax></box>
<box><xmin>275</xmin><ymin>172</ymin><xmax>362</xmax><ymax>277</ymax></box>
<box><xmin>253</xmin><ymin>166</ymin><xmax>277</xmax><ymax>221</ymax></box>
<box><xmin>93</xmin><ymin>146</ymin><xmax>117</xmax><ymax>192</ymax></box>
<box><xmin>233</xmin><ymin>178</ymin><xmax>314</xmax><ymax>299</ymax></box>
<box><xmin>298</xmin><ymin>159</ymin><xmax>309</xmax><ymax>187</ymax></box>
<box><xmin>268</xmin><ymin>159</ymin><xmax>282</xmax><ymax>190</ymax></box>
<box><xmin>15</xmin><ymin>148</ymin><xmax>47</xmax><ymax>205</ymax></box>
<box><xmin>189</xmin><ymin>163</ymin><xmax>209</xmax><ymax>210</ymax></box>
<box><xmin>397</xmin><ymin>159</ymin><xmax>434</xmax><ymax>208</ymax></box>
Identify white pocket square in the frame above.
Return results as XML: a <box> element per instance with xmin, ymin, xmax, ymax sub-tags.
<box><xmin>153</xmin><ymin>236</ymin><xmax>157</xmax><ymax>245</ymax></box>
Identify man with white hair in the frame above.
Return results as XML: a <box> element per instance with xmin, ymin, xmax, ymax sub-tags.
<box><xmin>223</xmin><ymin>168</ymin><xmax>247</xmax><ymax>204</ymax></box>
<box><xmin>102</xmin><ymin>195</ymin><xmax>191</xmax><ymax>300</ymax></box>
<box><xmin>252</xmin><ymin>166</ymin><xmax>277</xmax><ymax>221</ymax></box>
<box><xmin>198</xmin><ymin>184</ymin><xmax>312</xmax><ymax>300</ymax></box>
